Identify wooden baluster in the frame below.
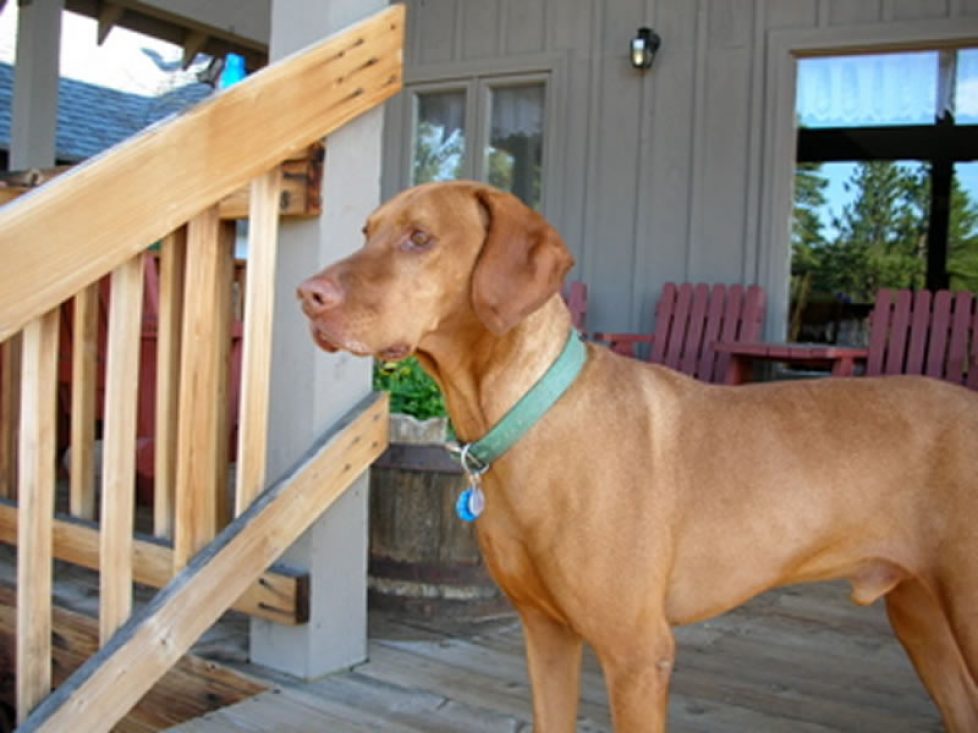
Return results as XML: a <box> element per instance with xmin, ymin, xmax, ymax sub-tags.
<box><xmin>0</xmin><ymin>333</ymin><xmax>21</xmax><ymax>498</ymax></box>
<box><xmin>214</xmin><ymin>221</ymin><xmax>236</xmax><ymax>531</ymax></box>
<box><xmin>16</xmin><ymin>308</ymin><xmax>60</xmax><ymax>724</ymax></box>
<box><xmin>154</xmin><ymin>228</ymin><xmax>187</xmax><ymax>538</ymax></box>
<box><xmin>235</xmin><ymin>169</ymin><xmax>282</xmax><ymax>516</ymax></box>
<box><xmin>99</xmin><ymin>255</ymin><xmax>145</xmax><ymax>645</ymax></box>
<box><xmin>70</xmin><ymin>284</ymin><xmax>99</xmax><ymax>519</ymax></box>
<box><xmin>174</xmin><ymin>206</ymin><xmax>233</xmax><ymax>571</ymax></box>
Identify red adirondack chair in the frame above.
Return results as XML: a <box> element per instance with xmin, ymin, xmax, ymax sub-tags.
<box><xmin>855</xmin><ymin>288</ymin><xmax>978</xmax><ymax>387</ymax></box>
<box><xmin>594</xmin><ymin>282</ymin><xmax>767</xmax><ymax>383</ymax></box>
<box><xmin>718</xmin><ymin>288</ymin><xmax>978</xmax><ymax>390</ymax></box>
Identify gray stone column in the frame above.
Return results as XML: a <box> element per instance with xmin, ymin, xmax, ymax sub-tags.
<box><xmin>11</xmin><ymin>0</ymin><xmax>64</xmax><ymax>169</ymax></box>
<box><xmin>249</xmin><ymin>0</ymin><xmax>387</xmax><ymax>678</ymax></box>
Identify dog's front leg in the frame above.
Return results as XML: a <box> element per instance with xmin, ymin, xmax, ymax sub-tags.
<box><xmin>520</xmin><ymin>608</ymin><xmax>583</xmax><ymax>732</ymax></box>
<box><xmin>599</xmin><ymin>618</ymin><xmax>675</xmax><ymax>732</ymax></box>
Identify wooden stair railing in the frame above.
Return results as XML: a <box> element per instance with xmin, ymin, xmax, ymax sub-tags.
<box><xmin>0</xmin><ymin>5</ymin><xmax>402</xmax><ymax>730</ymax></box>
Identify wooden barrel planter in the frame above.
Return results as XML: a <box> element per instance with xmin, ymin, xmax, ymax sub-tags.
<box><xmin>368</xmin><ymin>415</ymin><xmax>507</xmax><ymax>617</ymax></box>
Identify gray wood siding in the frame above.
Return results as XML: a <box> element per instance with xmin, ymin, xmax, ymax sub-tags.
<box><xmin>383</xmin><ymin>0</ymin><xmax>978</xmax><ymax>336</ymax></box>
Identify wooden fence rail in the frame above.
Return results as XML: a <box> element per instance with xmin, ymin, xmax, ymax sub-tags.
<box><xmin>0</xmin><ymin>4</ymin><xmax>402</xmax><ymax>727</ymax></box>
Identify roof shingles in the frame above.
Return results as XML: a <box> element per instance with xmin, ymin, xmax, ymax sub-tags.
<box><xmin>0</xmin><ymin>61</ymin><xmax>211</xmax><ymax>164</ymax></box>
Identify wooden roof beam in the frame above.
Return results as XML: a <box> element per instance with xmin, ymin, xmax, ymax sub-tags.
<box><xmin>182</xmin><ymin>29</ymin><xmax>209</xmax><ymax>69</ymax></box>
<box><xmin>64</xmin><ymin>0</ymin><xmax>268</xmax><ymax>70</ymax></box>
<box><xmin>96</xmin><ymin>1</ymin><xmax>125</xmax><ymax>45</ymax></box>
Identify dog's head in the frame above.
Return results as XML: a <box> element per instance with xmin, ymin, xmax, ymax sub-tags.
<box><xmin>297</xmin><ymin>181</ymin><xmax>574</xmax><ymax>360</ymax></box>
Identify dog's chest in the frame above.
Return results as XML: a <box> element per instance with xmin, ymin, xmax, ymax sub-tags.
<box><xmin>475</xmin><ymin>517</ymin><xmax>572</xmax><ymax>620</ymax></box>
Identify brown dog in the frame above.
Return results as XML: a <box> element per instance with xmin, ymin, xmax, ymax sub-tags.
<box><xmin>298</xmin><ymin>180</ymin><xmax>978</xmax><ymax>732</ymax></box>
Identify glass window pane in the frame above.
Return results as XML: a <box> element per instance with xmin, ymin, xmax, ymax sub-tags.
<box><xmin>412</xmin><ymin>91</ymin><xmax>466</xmax><ymax>184</ymax></box>
<box><xmin>791</xmin><ymin>161</ymin><xmax>929</xmax><ymax>343</ymax></box>
<box><xmin>797</xmin><ymin>52</ymin><xmax>938</xmax><ymax>128</ymax></box>
<box><xmin>949</xmin><ymin>162</ymin><xmax>978</xmax><ymax>292</ymax></box>
<box><xmin>955</xmin><ymin>48</ymin><xmax>978</xmax><ymax>124</ymax></box>
<box><xmin>486</xmin><ymin>83</ymin><xmax>545</xmax><ymax>209</ymax></box>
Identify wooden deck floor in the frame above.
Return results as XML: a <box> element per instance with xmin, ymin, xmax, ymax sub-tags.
<box><xmin>170</xmin><ymin>581</ymin><xmax>942</xmax><ymax>732</ymax></box>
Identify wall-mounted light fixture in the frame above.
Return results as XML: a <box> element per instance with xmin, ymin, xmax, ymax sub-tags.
<box><xmin>630</xmin><ymin>27</ymin><xmax>661</xmax><ymax>70</ymax></box>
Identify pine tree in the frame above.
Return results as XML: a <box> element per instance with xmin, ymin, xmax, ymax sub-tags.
<box><xmin>948</xmin><ymin>171</ymin><xmax>978</xmax><ymax>291</ymax></box>
<box><xmin>791</xmin><ymin>160</ymin><xmax>978</xmax><ymax>341</ymax></box>
<box><xmin>791</xmin><ymin>163</ymin><xmax>829</xmax><ymax>272</ymax></box>
<box><xmin>822</xmin><ymin>161</ymin><xmax>927</xmax><ymax>301</ymax></box>
<box><xmin>789</xmin><ymin>164</ymin><xmax>829</xmax><ymax>338</ymax></box>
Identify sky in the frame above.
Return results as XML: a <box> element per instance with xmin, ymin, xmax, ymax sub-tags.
<box><xmin>0</xmin><ymin>2</ymin><xmax>206</xmax><ymax>95</ymax></box>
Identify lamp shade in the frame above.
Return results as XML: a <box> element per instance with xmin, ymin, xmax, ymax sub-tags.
<box><xmin>630</xmin><ymin>27</ymin><xmax>660</xmax><ymax>70</ymax></box>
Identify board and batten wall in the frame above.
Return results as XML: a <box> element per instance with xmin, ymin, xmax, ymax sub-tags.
<box><xmin>381</xmin><ymin>0</ymin><xmax>978</xmax><ymax>338</ymax></box>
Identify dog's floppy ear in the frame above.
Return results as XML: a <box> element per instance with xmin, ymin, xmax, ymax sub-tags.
<box><xmin>471</xmin><ymin>188</ymin><xmax>575</xmax><ymax>335</ymax></box>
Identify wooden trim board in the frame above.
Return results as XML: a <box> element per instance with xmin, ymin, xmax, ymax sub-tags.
<box><xmin>218</xmin><ymin>144</ymin><xmax>324</xmax><ymax>220</ymax></box>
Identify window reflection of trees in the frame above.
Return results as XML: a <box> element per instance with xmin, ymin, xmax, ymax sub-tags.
<box><xmin>791</xmin><ymin>48</ymin><xmax>978</xmax><ymax>343</ymax></box>
<box><xmin>410</xmin><ymin>82</ymin><xmax>546</xmax><ymax>210</ymax></box>
<box><xmin>413</xmin><ymin>122</ymin><xmax>465</xmax><ymax>184</ymax></box>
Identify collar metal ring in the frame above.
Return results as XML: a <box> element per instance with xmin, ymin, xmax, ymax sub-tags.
<box><xmin>458</xmin><ymin>443</ymin><xmax>489</xmax><ymax>477</ymax></box>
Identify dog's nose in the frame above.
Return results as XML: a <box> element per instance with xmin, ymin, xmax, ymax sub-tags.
<box><xmin>297</xmin><ymin>276</ymin><xmax>345</xmax><ymax>315</ymax></box>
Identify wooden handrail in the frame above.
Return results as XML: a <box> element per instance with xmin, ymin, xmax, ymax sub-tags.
<box><xmin>0</xmin><ymin>4</ymin><xmax>404</xmax><ymax>342</ymax></box>
<box><xmin>0</xmin><ymin>144</ymin><xmax>325</xmax><ymax>220</ymax></box>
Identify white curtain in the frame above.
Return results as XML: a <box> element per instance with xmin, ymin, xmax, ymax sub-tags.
<box><xmin>797</xmin><ymin>51</ymin><xmax>938</xmax><ymax>127</ymax></box>
<box><xmin>957</xmin><ymin>48</ymin><xmax>978</xmax><ymax>123</ymax></box>
<box><xmin>418</xmin><ymin>91</ymin><xmax>465</xmax><ymax>137</ymax></box>
<box><xmin>490</xmin><ymin>84</ymin><xmax>544</xmax><ymax>139</ymax></box>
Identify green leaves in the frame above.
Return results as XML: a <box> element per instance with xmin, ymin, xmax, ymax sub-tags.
<box><xmin>373</xmin><ymin>357</ymin><xmax>446</xmax><ymax>420</ymax></box>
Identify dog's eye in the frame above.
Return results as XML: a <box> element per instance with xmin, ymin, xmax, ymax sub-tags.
<box><xmin>401</xmin><ymin>230</ymin><xmax>434</xmax><ymax>252</ymax></box>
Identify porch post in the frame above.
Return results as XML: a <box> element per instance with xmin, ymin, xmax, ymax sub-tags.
<box><xmin>11</xmin><ymin>0</ymin><xmax>64</xmax><ymax>169</ymax></box>
<box><xmin>249</xmin><ymin>0</ymin><xmax>387</xmax><ymax>677</ymax></box>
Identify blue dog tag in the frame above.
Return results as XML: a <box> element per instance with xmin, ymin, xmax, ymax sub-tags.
<box><xmin>456</xmin><ymin>485</ymin><xmax>485</xmax><ymax>522</ymax></box>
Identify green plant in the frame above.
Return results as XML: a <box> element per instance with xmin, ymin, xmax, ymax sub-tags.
<box><xmin>373</xmin><ymin>357</ymin><xmax>447</xmax><ymax>420</ymax></box>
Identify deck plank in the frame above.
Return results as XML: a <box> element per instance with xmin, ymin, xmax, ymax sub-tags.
<box><xmin>369</xmin><ymin>632</ymin><xmax>611</xmax><ymax>727</ymax></box>
<box><xmin>174</xmin><ymin>691</ymin><xmax>374</xmax><ymax>733</ymax></box>
<box><xmin>298</xmin><ymin>672</ymin><xmax>527</xmax><ymax>732</ymax></box>
<box><xmin>167</xmin><ymin>581</ymin><xmax>942</xmax><ymax>732</ymax></box>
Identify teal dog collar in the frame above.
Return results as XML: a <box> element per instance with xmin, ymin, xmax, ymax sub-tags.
<box><xmin>451</xmin><ymin>331</ymin><xmax>588</xmax><ymax>521</ymax></box>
